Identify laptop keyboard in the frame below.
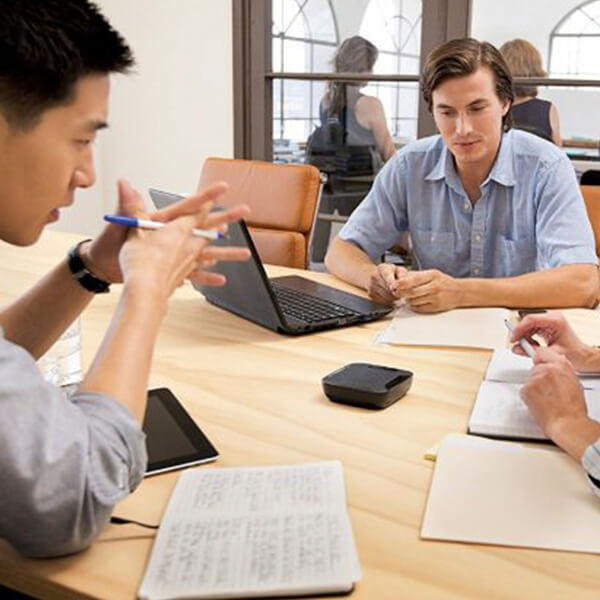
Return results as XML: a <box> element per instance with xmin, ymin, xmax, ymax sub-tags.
<box><xmin>271</xmin><ymin>284</ymin><xmax>361</xmax><ymax>323</ymax></box>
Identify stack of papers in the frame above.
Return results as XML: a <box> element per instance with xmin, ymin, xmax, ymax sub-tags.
<box><xmin>376</xmin><ymin>306</ymin><xmax>510</xmax><ymax>349</ymax></box>
<box><xmin>421</xmin><ymin>435</ymin><xmax>600</xmax><ymax>553</ymax></box>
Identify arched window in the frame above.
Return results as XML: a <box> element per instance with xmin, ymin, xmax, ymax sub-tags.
<box><xmin>272</xmin><ymin>0</ymin><xmax>339</xmax><ymax>144</ymax></box>
<box><xmin>549</xmin><ymin>1</ymin><xmax>600</xmax><ymax>77</ymax></box>
<box><xmin>360</xmin><ymin>0</ymin><xmax>422</xmax><ymax>140</ymax></box>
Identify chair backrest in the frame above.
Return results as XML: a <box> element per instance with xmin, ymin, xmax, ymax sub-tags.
<box><xmin>198</xmin><ymin>158</ymin><xmax>321</xmax><ymax>269</ymax></box>
<box><xmin>581</xmin><ymin>170</ymin><xmax>600</xmax><ymax>186</ymax></box>
<box><xmin>581</xmin><ymin>185</ymin><xmax>600</xmax><ymax>258</ymax></box>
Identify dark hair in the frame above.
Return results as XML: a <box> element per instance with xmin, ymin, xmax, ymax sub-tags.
<box><xmin>421</xmin><ymin>38</ymin><xmax>514</xmax><ymax>129</ymax></box>
<box><xmin>325</xmin><ymin>36</ymin><xmax>378</xmax><ymax>116</ymax></box>
<box><xmin>499</xmin><ymin>38</ymin><xmax>546</xmax><ymax>98</ymax></box>
<box><xmin>0</xmin><ymin>0</ymin><xmax>134</xmax><ymax>130</ymax></box>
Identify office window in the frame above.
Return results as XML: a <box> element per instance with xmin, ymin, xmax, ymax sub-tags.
<box><xmin>272</xmin><ymin>0</ymin><xmax>339</xmax><ymax>144</ymax></box>
<box><xmin>550</xmin><ymin>1</ymin><xmax>600</xmax><ymax>77</ymax></box>
<box><xmin>360</xmin><ymin>0</ymin><xmax>421</xmax><ymax>140</ymax></box>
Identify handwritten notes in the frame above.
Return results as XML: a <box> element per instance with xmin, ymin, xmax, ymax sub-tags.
<box><xmin>138</xmin><ymin>461</ymin><xmax>361</xmax><ymax>600</ymax></box>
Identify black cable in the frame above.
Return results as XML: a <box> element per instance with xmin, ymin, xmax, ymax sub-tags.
<box><xmin>110</xmin><ymin>516</ymin><xmax>159</xmax><ymax>530</ymax></box>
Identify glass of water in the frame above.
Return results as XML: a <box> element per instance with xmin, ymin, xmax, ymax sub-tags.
<box><xmin>38</xmin><ymin>317</ymin><xmax>83</xmax><ymax>388</ymax></box>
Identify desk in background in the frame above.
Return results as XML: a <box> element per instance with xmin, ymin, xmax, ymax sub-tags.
<box><xmin>1</xmin><ymin>231</ymin><xmax>600</xmax><ymax>599</ymax></box>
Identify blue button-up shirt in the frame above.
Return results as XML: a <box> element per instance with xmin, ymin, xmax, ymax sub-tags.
<box><xmin>339</xmin><ymin>129</ymin><xmax>598</xmax><ymax>277</ymax></box>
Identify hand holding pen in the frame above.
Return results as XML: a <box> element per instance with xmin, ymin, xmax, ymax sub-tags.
<box><xmin>104</xmin><ymin>215</ymin><xmax>225</xmax><ymax>240</ymax></box>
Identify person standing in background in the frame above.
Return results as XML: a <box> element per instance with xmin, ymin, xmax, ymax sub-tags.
<box><xmin>500</xmin><ymin>38</ymin><xmax>562</xmax><ymax>146</ymax></box>
<box><xmin>320</xmin><ymin>35</ymin><xmax>396</xmax><ymax>168</ymax></box>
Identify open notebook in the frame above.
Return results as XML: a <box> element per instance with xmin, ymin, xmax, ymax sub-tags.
<box><xmin>138</xmin><ymin>461</ymin><xmax>361</xmax><ymax>600</ymax></box>
<box><xmin>469</xmin><ymin>349</ymin><xmax>600</xmax><ymax>441</ymax></box>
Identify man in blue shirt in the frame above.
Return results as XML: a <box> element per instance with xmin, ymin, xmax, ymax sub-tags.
<box><xmin>325</xmin><ymin>38</ymin><xmax>599</xmax><ymax>313</ymax></box>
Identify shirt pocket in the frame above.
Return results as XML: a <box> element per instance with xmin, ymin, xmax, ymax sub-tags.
<box><xmin>411</xmin><ymin>229</ymin><xmax>456</xmax><ymax>273</ymax></box>
<box><xmin>494</xmin><ymin>234</ymin><xmax>537</xmax><ymax>276</ymax></box>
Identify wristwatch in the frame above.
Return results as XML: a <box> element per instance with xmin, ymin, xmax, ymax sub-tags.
<box><xmin>67</xmin><ymin>239</ymin><xmax>111</xmax><ymax>294</ymax></box>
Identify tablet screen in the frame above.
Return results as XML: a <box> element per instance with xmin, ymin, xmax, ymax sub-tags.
<box><xmin>143</xmin><ymin>388</ymin><xmax>219</xmax><ymax>476</ymax></box>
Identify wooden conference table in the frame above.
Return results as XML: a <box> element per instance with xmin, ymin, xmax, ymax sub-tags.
<box><xmin>1</xmin><ymin>230</ymin><xmax>600</xmax><ymax>599</ymax></box>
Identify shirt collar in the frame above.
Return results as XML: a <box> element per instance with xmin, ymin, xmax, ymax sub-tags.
<box><xmin>425</xmin><ymin>130</ymin><xmax>517</xmax><ymax>189</ymax></box>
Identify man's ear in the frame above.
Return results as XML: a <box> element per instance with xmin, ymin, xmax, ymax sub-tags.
<box><xmin>501</xmin><ymin>99</ymin><xmax>511</xmax><ymax>117</ymax></box>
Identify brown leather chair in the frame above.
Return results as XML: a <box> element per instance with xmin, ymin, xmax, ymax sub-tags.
<box><xmin>581</xmin><ymin>185</ymin><xmax>600</xmax><ymax>258</ymax></box>
<box><xmin>198</xmin><ymin>158</ymin><xmax>321</xmax><ymax>269</ymax></box>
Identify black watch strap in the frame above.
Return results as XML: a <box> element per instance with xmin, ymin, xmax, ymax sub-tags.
<box><xmin>67</xmin><ymin>239</ymin><xmax>111</xmax><ymax>294</ymax></box>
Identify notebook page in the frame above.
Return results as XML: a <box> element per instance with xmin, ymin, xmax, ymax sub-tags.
<box><xmin>421</xmin><ymin>437</ymin><xmax>600</xmax><ymax>553</ymax></box>
<box><xmin>138</xmin><ymin>462</ymin><xmax>361</xmax><ymax>600</ymax></box>
<box><xmin>486</xmin><ymin>348</ymin><xmax>600</xmax><ymax>388</ymax></box>
<box><xmin>469</xmin><ymin>381</ymin><xmax>600</xmax><ymax>440</ymax></box>
<box><xmin>485</xmin><ymin>349</ymin><xmax>533</xmax><ymax>383</ymax></box>
<box><xmin>376</xmin><ymin>306</ymin><xmax>510</xmax><ymax>349</ymax></box>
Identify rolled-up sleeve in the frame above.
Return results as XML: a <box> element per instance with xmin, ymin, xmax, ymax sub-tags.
<box><xmin>534</xmin><ymin>155</ymin><xmax>598</xmax><ymax>269</ymax></box>
<box><xmin>582</xmin><ymin>438</ymin><xmax>600</xmax><ymax>498</ymax></box>
<box><xmin>0</xmin><ymin>334</ymin><xmax>147</xmax><ymax>557</ymax></box>
<box><xmin>338</xmin><ymin>152</ymin><xmax>409</xmax><ymax>261</ymax></box>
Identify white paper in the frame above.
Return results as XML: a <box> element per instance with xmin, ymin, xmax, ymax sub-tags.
<box><xmin>486</xmin><ymin>348</ymin><xmax>600</xmax><ymax>388</ymax></box>
<box><xmin>468</xmin><ymin>380</ymin><xmax>600</xmax><ymax>440</ymax></box>
<box><xmin>138</xmin><ymin>461</ymin><xmax>361</xmax><ymax>600</ymax></box>
<box><xmin>376</xmin><ymin>306</ymin><xmax>510</xmax><ymax>349</ymax></box>
<box><xmin>422</xmin><ymin>436</ymin><xmax>600</xmax><ymax>554</ymax></box>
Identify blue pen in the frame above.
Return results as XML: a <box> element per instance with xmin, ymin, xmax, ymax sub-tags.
<box><xmin>104</xmin><ymin>215</ymin><xmax>224</xmax><ymax>240</ymax></box>
<box><xmin>504</xmin><ymin>319</ymin><xmax>536</xmax><ymax>359</ymax></box>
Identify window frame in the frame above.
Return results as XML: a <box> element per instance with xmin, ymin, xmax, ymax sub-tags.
<box><xmin>233</xmin><ymin>0</ymin><xmax>473</xmax><ymax>160</ymax></box>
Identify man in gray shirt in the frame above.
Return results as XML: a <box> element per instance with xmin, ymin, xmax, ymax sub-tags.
<box><xmin>0</xmin><ymin>1</ymin><xmax>249</xmax><ymax>557</ymax></box>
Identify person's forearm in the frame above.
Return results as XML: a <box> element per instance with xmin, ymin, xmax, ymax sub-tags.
<box><xmin>548</xmin><ymin>416</ymin><xmax>600</xmax><ymax>462</ymax></box>
<box><xmin>78</xmin><ymin>286</ymin><xmax>167</xmax><ymax>422</ymax></box>
<box><xmin>325</xmin><ymin>237</ymin><xmax>377</xmax><ymax>290</ymax></box>
<box><xmin>0</xmin><ymin>258</ymin><xmax>93</xmax><ymax>359</ymax></box>
<box><xmin>457</xmin><ymin>264</ymin><xmax>599</xmax><ymax>309</ymax></box>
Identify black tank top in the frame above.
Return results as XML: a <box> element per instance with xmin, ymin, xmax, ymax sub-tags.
<box><xmin>510</xmin><ymin>98</ymin><xmax>553</xmax><ymax>142</ymax></box>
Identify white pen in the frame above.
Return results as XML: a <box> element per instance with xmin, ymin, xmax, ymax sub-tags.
<box><xmin>103</xmin><ymin>215</ymin><xmax>224</xmax><ymax>240</ymax></box>
<box><xmin>504</xmin><ymin>318</ymin><xmax>536</xmax><ymax>359</ymax></box>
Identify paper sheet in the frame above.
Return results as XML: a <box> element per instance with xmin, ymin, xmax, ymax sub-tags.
<box><xmin>422</xmin><ymin>436</ymin><xmax>600</xmax><ymax>554</ymax></box>
<box><xmin>468</xmin><ymin>380</ymin><xmax>600</xmax><ymax>440</ymax></box>
<box><xmin>138</xmin><ymin>461</ymin><xmax>361</xmax><ymax>600</ymax></box>
<box><xmin>486</xmin><ymin>348</ymin><xmax>600</xmax><ymax>388</ymax></box>
<box><xmin>376</xmin><ymin>306</ymin><xmax>511</xmax><ymax>349</ymax></box>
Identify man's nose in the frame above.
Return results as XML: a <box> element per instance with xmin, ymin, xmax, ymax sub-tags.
<box><xmin>73</xmin><ymin>152</ymin><xmax>96</xmax><ymax>188</ymax></box>
<box><xmin>456</xmin><ymin>113</ymin><xmax>473</xmax><ymax>136</ymax></box>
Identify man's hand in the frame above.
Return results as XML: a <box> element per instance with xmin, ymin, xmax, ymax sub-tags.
<box><xmin>80</xmin><ymin>179</ymin><xmax>249</xmax><ymax>287</ymax></box>
<box><xmin>391</xmin><ymin>269</ymin><xmax>463</xmax><ymax>313</ymax></box>
<box><xmin>510</xmin><ymin>312</ymin><xmax>597</xmax><ymax>372</ymax></box>
<box><xmin>521</xmin><ymin>347</ymin><xmax>600</xmax><ymax>460</ymax></box>
<box><xmin>367</xmin><ymin>264</ymin><xmax>407</xmax><ymax>305</ymax></box>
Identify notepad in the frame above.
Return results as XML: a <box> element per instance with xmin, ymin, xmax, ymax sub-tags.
<box><xmin>376</xmin><ymin>306</ymin><xmax>510</xmax><ymax>349</ymax></box>
<box><xmin>468</xmin><ymin>380</ymin><xmax>600</xmax><ymax>441</ymax></box>
<box><xmin>421</xmin><ymin>436</ymin><xmax>600</xmax><ymax>554</ymax></box>
<box><xmin>138</xmin><ymin>461</ymin><xmax>361</xmax><ymax>600</ymax></box>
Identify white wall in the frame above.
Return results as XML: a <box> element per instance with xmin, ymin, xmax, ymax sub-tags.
<box><xmin>470</xmin><ymin>0</ymin><xmax>600</xmax><ymax>140</ymax></box>
<box><xmin>51</xmin><ymin>0</ymin><xmax>234</xmax><ymax>237</ymax></box>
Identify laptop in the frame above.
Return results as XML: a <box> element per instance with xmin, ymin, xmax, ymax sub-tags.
<box><xmin>149</xmin><ymin>188</ymin><xmax>392</xmax><ymax>335</ymax></box>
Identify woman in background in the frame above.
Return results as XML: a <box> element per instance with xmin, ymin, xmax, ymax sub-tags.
<box><xmin>321</xmin><ymin>35</ymin><xmax>396</xmax><ymax>166</ymax></box>
<box><xmin>500</xmin><ymin>38</ymin><xmax>562</xmax><ymax>146</ymax></box>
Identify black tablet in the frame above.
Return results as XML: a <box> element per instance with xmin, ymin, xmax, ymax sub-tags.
<box><xmin>142</xmin><ymin>387</ymin><xmax>219</xmax><ymax>476</ymax></box>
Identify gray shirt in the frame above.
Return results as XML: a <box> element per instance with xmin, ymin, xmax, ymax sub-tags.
<box><xmin>0</xmin><ymin>329</ymin><xmax>147</xmax><ymax>557</ymax></box>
